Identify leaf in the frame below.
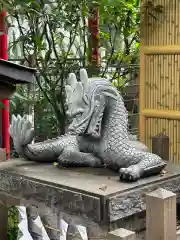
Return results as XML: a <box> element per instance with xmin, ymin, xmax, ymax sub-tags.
<box><xmin>32</xmin><ymin>35</ymin><xmax>42</xmax><ymax>50</ymax></box>
<box><xmin>0</xmin><ymin>102</ymin><xmax>5</xmax><ymax>108</ymax></box>
<box><xmin>11</xmin><ymin>31</ymin><xmax>19</xmax><ymax>57</ymax></box>
<box><xmin>10</xmin><ymin>99</ymin><xmax>16</xmax><ymax>107</ymax></box>
<box><xmin>16</xmin><ymin>35</ymin><xmax>28</xmax><ymax>42</ymax></box>
<box><xmin>6</xmin><ymin>0</ymin><xmax>141</xmax><ymax>136</ymax></box>
<box><xmin>13</xmin><ymin>92</ymin><xmax>28</xmax><ymax>101</ymax></box>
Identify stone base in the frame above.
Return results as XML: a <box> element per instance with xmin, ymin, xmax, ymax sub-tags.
<box><xmin>0</xmin><ymin>159</ymin><xmax>180</xmax><ymax>238</ymax></box>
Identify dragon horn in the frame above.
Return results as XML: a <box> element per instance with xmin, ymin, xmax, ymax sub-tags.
<box><xmin>80</xmin><ymin>68</ymin><xmax>89</xmax><ymax>92</ymax></box>
<box><xmin>67</xmin><ymin>73</ymin><xmax>77</xmax><ymax>91</ymax></box>
<box><xmin>65</xmin><ymin>85</ymin><xmax>72</xmax><ymax>100</ymax></box>
<box><xmin>74</xmin><ymin>82</ymin><xmax>83</xmax><ymax>101</ymax></box>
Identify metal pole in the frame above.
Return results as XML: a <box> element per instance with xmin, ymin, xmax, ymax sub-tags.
<box><xmin>0</xmin><ymin>10</ymin><xmax>10</xmax><ymax>159</ymax></box>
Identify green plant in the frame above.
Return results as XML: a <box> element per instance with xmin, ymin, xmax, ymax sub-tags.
<box><xmin>99</xmin><ymin>0</ymin><xmax>140</xmax><ymax>81</ymax></box>
<box><xmin>8</xmin><ymin>0</ymin><xmax>92</xmax><ymax>134</ymax></box>
<box><xmin>7</xmin><ymin>0</ymin><xmax>141</xmax><ymax>137</ymax></box>
<box><xmin>8</xmin><ymin>206</ymin><xmax>19</xmax><ymax>240</ymax></box>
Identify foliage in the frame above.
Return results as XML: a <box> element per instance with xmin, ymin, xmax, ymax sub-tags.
<box><xmin>8</xmin><ymin>0</ymin><xmax>90</xmax><ymax>134</ymax></box>
<box><xmin>6</xmin><ymin>0</ymin><xmax>141</xmax><ymax>137</ymax></box>
<box><xmin>97</xmin><ymin>0</ymin><xmax>140</xmax><ymax>94</ymax></box>
<box><xmin>8</xmin><ymin>206</ymin><xmax>19</xmax><ymax>240</ymax></box>
<box><xmin>100</xmin><ymin>0</ymin><xmax>140</xmax><ymax>64</ymax></box>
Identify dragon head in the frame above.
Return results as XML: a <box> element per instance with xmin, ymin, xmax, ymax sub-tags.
<box><xmin>65</xmin><ymin>69</ymin><xmax>119</xmax><ymax>137</ymax></box>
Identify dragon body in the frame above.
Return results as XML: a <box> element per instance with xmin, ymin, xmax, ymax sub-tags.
<box><xmin>10</xmin><ymin>69</ymin><xmax>166</xmax><ymax>181</ymax></box>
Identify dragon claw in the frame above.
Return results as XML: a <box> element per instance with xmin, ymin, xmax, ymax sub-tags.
<box><xmin>119</xmin><ymin>166</ymin><xmax>141</xmax><ymax>182</ymax></box>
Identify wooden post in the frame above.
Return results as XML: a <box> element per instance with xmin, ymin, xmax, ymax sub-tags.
<box><xmin>146</xmin><ymin>188</ymin><xmax>176</xmax><ymax>240</ymax></box>
<box><xmin>107</xmin><ymin>228</ymin><xmax>136</xmax><ymax>240</ymax></box>
<box><xmin>152</xmin><ymin>134</ymin><xmax>169</xmax><ymax>160</ymax></box>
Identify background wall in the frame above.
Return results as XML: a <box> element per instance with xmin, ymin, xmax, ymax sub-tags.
<box><xmin>140</xmin><ymin>0</ymin><xmax>180</xmax><ymax>162</ymax></box>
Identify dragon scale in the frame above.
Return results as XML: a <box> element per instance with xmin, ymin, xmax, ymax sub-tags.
<box><xmin>9</xmin><ymin>69</ymin><xmax>166</xmax><ymax>181</ymax></box>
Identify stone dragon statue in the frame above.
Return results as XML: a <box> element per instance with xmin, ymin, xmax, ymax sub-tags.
<box><xmin>9</xmin><ymin>69</ymin><xmax>166</xmax><ymax>181</ymax></box>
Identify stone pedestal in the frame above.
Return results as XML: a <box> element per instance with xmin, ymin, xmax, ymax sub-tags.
<box><xmin>0</xmin><ymin>159</ymin><xmax>180</xmax><ymax>239</ymax></box>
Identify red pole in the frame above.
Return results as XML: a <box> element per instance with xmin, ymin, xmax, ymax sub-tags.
<box><xmin>88</xmin><ymin>7</ymin><xmax>100</xmax><ymax>66</ymax></box>
<box><xmin>0</xmin><ymin>10</ymin><xmax>10</xmax><ymax>159</ymax></box>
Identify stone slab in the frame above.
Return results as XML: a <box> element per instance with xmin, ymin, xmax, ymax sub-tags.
<box><xmin>0</xmin><ymin>171</ymin><xmax>101</xmax><ymax>223</ymax></box>
<box><xmin>0</xmin><ymin>158</ymin><xmax>179</xmax><ymax>197</ymax></box>
<box><xmin>108</xmin><ymin>174</ymin><xmax>180</xmax><ymax>222</ymax></box>
<box><xmin>0</xmin><ymin>159</ymin><xmax>180</xmax><ymax>231</ymax></box>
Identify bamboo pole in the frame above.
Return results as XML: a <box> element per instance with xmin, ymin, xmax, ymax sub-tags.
<box><xmin>144</xmin><ymin>45</ymin><xmax>180</xmax><ymax>54</ymax></box>
<box><xmin>142</xmin><ymin>109</ymin><xmax>180</xmax><ymax>120</ymax></box>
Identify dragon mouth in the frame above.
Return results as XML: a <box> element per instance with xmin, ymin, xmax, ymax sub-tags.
<box><xmin>85</xmin><ymin>99</ymin><xmax>105</xmax><ymax>138</ymax></box>
<box><xmin>85</xmin><ymin>115</ymin><xmax>103</xmax><ymax>138</ymax></box>
<box><xmin>88</xmin><ymin>122</ymin><xmax>102</xmax><ymax>138</ymax></box>
<box><xmin>66</xmin><ymin>109</ymin><xmax>84</xmax><ymax>121</ymax></box>
<box><xmin>68</xmin><ymin>113</ymin><xmax>90</xmax><ymax>134</ymax></box>
<box><xmin>68</xmin><ymin>108</ymin><xmax>103</xmax><ymax>137</ymax></box>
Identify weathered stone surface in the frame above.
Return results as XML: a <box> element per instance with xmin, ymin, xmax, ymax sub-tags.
<box><xmin>110</xmin><ymin>211</ymin><xmax>146</xmax><ymax>232</ymax></box>
<box><xmin>0</xmin><ymin>171</ymin><xmax>101</xmax><ymax>222</ymax></box>
<box><xmin>108</xmin><ymin>176</ymin><xmax>180</xmax><ymax>222</ymax></box>
<box><xmin>108</xmin><ymin>228</ymin><xmax>136</xmax><ymax>240</ymax></box>
<box><xmin>0</xmin><ymin>159</ymin><xmax>180</xmax><ymax>237</ymax></box>
<box><xmin>66</xmin><ymin>224</ymin><xmax>84</xmax><ymax>240</ymax></box>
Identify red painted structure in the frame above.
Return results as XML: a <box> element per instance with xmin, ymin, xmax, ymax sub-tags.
<box><xmin>0</xmin><ymin>10</ymin><xmax>10</xmax><ymax>159</ymax></box>
<box><xmin>88</xmin><ymin>8</ymin><xmax>100</xmax><ymax>66</ymax></box>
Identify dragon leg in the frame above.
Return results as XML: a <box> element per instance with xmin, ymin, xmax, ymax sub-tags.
<box><xmin>119</xmin><ymin>151</ymin><xmax>166</xmax><ymax>182</ymax></box>
<box><xmin>58</xmin><ymin>146</ymin><xmax>103</xmax><ymax>168</ymax></box>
